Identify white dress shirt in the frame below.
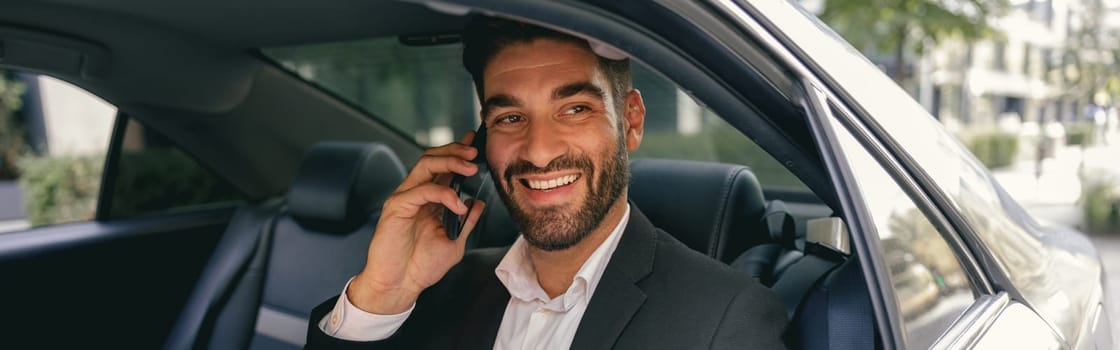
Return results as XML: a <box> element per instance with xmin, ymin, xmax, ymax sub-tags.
<box><xmin>319</xmin><ymin>204</ymin><xmax>631</xmax><ymax>350</ymax></box>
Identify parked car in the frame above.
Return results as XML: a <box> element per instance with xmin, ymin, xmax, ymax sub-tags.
<box><xmin>0</xmin><ymin>0</ymin><xmax>1110</xmax><ymax>349</ymax></box>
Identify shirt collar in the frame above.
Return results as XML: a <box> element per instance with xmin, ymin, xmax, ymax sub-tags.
<box><xmin>495</xmin><ymin>204</ymin><xmax>631</xmax><ymax>311</ymax></box>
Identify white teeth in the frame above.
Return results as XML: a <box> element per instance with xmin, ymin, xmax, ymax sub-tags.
<box><xmin>527</xmin><ymin>175</ymin><xmax>579</xmax><ymax>190</ymax></box>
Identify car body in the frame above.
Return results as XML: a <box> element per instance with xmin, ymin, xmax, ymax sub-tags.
<box><xmin>0</xmin><ymin>0</ymin><xmax>1111</xmax><ymax>349</ymax></box>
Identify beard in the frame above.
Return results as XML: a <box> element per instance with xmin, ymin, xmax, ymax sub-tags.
<box><xmin>490</xmin><ymin>130</ymin><xmax>629</xmax><ymax>251</ymax></box>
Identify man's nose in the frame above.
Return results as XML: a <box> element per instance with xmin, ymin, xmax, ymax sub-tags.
<box><xmin>521</xmin><ymin>119</ymin><xmax>567</xmax><ymax>168</ymax></box>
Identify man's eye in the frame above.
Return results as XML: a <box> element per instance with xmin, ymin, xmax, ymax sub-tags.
<box><xmin>564</xmin><ymin>105</ymin><xmax>589</xmax><ymax>114</ymax></box>
<box><xmin>494</xmin><ymin>114</ymin><xmax>524</xmax><ymax>125</ymax></box>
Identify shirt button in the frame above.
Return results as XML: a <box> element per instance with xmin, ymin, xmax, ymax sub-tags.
<box><xmin>330</xmin><ymin>312</ymin><xmax>341</xmax><ymax>326</ymax></box>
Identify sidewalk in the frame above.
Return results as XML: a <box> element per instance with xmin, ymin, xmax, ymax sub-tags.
<box><xmin>990</xmin><ymin>144</ymin><xmax>1086</xmax><ymax>227</ymax></box>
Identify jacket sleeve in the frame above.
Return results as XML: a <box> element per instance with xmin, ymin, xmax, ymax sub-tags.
<box><xmin>709</xmin><ymin>285</ymin><xmax>788</xmax><ymax>350</ymax></box>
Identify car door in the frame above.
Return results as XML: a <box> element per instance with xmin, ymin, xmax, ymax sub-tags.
<box><xmin>0</xmin><ymin>71</ymin><xmax>245</xmax><ymax>348</ymax></box>
<box><xmin>804</xmin><ymin>81</ymin><xmax>1072</xmax><ymax>348</ymax></box>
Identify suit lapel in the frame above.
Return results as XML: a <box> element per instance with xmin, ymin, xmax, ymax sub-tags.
<box><xmin>569</xmin><ymin>206</ymin><xmax>659</xmax><ymax>350</ymax></box>
<box><xmin>456</xmin><ymin>249</ymin><xmax>511</xmax><ymax>350</ymax></box>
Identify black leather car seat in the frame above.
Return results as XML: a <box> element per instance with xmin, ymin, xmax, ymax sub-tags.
<box><xmin>165</xmin><ymin>142</ymin><xmax>405</xmax><ymax>350</ymax></box>
<box><xmin>733</xmin><ymin>215</ymin><xmax>877</xmax><ymax>349</ymax></box>
<box><xmin>731</xmin><ymin>199</ymin><xmax>803</xmax><ymax>286</ymax></box>
<box><xmin>628</xmin><ymin>158</ymin><xmax>769</xmax><ymax>263</ymax></box>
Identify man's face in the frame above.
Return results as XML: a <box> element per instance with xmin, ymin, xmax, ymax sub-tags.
<box><xmin>480</xmin><ymin>39</ymin><xmax>643</xmax><ymax>251</ymax></box>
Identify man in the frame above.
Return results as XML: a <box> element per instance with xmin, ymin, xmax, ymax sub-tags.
<box><xmin>305</xmin><ymin>17</ymin><xmax>787</xmax><ymax>349</ymax></box>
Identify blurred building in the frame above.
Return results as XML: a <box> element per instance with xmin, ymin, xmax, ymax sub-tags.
<box><xmin>922</xmin><ymin>0</ymin><xmax>1119</xmax><ymax>129</ymax></box>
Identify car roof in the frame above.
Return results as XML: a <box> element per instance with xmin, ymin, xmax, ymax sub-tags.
<box><xmin>12</xmin><ymin>0</ymin><xmax>467</xmax><ymax>48</ymax></box>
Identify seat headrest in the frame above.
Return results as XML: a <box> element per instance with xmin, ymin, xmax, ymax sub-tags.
<box><xmin>289</xmin><ymin>142</ymin><xmax>405</xmax><ymax>234</ymax></box>
<box><xmin>629</xmin><ymin>159</ymin><xmax>767</xmax><ymax>263</ymax></box>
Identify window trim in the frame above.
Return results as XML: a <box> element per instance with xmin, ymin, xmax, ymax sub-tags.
<box><xmin>94</xmin><ymin>112</ymin><xmax>128</xmax><ymax>221</ymax></box>
<box><xmin>932</xmin><ymin>292</ymin><xmax>1010</xmax><ymax>349</ymax></box>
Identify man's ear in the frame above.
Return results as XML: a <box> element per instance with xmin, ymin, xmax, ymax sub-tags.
<box><xmin>623</xmin><ymin>89</ymin><xmax>646</xmax><ymax>152</ymax></box>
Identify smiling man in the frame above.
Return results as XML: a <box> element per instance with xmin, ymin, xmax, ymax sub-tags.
<box><xmin>306</xmin><ymin>17</ymin><xmax>786</xmax><ymax>349</ymax></box>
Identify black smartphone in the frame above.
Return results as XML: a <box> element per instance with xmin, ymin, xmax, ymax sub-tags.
<box><xmin>442</xmin><ymin>123</ymin><xmax>488</xmax><ymax>240</ymax></box>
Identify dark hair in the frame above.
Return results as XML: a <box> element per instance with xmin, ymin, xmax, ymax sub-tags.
<box><xmin>461</xmin><ymin>17</ymin><xmax>631</xmax><ymax>114</ymax></box>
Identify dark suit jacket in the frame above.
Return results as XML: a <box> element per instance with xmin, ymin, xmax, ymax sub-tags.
<box><xmin>305</xmin><ymin>208</ymin><xmax>787</xmax><ymax>349</ymax></box>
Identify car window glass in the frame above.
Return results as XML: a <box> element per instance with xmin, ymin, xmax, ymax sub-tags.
<box><xmin>263</xmin><ymin>37</ymin><xmax>808</xmax><ymax>190</ymax></box>
<box><xmin>826</xmin><ymin>111</ymin><xmax>976</xmax><ymax>348</ymax></box>
<box><xmin>0</xmin><ymin>71</ymin><xmax>114</xmax><ymax>232</ymax></box>
<box><xmin>107</xmin><ymin>118</ymin><xmax>244</xmax><ymax>220</ymax></box>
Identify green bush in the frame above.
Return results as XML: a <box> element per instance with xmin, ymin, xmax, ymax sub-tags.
<box><xmin>966</xmin><ymin>132</ymin><xmax>1019</xmax><ymax>169</ymax></box>
<box><xmin>108</xmin><ymin>149</ymin><xmax>242</xmax><ymax>219</ymax></box>
<box><xmin>632</xmin><ymin>126</ymin><xmax>807</xmax><ymax>189</ymax></box>
<box><xmin>17</xmin><ymin>155</ymin><xmax>103</xmax><ymax>226</ymax></box>
<box><xmin>1066</xmin><ymin>123</ymin><xmax>1095</xmax><ymax>146</ymax></box>
<box><xmin>17</xmin><ymin>149</ymin><xmax>244</xmax><ymax>226</ymax></box>
<box><xmin>1082</xmin><ymin>175</ymin><xmax>1120</xmax><ymax>234</ymax></box>
<box><xmin>0</xmin><ymin>73</ymin><xmax>28</xmax><ymax>180</ymax></box>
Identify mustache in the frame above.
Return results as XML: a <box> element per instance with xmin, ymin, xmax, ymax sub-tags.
<box><xmin>503</xmin><ymin>153</ymin><xmax>595</xmax><ymax>189</ymax></box>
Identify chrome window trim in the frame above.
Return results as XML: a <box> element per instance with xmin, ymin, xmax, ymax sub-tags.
<box><xmin>932</xmin><ymin>292</ymin><xmax>1009</xmax><ymax>350</ymax></box>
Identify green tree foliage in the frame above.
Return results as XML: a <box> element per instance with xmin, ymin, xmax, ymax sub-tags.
<box><xmin>1082</xmin><ymin>172</ymin><xmax>1120</xmax><ymax>234</ymax></box>
<box><xmin>18</xmin><ymin>155</ymin><xmax>102</xmax><ymax>226</ymax></box>
<box><xmin>265</xmin><ymin>38</ymin><xmax>478</xmax><ymax>144</ymax></box>
<box><xmin>819</xmin><ymin>0</ymin><xmax>1007</xmax><ymax>80</ymax></box>
<box><xmin>1059</xmin><ymin>0</ymin><xmax>1120</xmax><ymax>104</ymax></box>
<box><xmin>0</xmin><ymin>72</ymin><xmax>28</xmax><ymax>179</ymax></box>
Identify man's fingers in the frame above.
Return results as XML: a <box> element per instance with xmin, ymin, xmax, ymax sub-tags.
<box><xmin>399</xmin><ymin>154</ymin><xmax>479</xmax><ymax>189</ymax></box>
<box><xmin>454</xmin><ymin>199</ymin><xmax>486</xmax><ymax>246</ymax></box>
<box><xmin>387</xmin><ymin>183</ymin><xmax>468</xmax><ymax>217</ymax></box>
<box><xmin>461</xmin><ymin>129</ymin><xmax>476</xmax><ymax>146</ymax></box>
<box><xmin>399</xmin><ymin>130</ymin><xmax>484</xmax><ymax>189</ymax></box>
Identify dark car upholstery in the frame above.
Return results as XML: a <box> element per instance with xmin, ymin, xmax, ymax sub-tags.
<box><xmin>628</xmin><ymin>158</ymin><xmax>769</xmax><ymax>264</ymax></box>
<box><xmin>166</xmin><ymin>142</ymin><xmax>406</xmax><ymax>350</ymax></box>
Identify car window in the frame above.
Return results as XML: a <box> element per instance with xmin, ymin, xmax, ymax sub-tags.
<box><xmin>0</xmin><ymin>72</ymin><xmax>115</xmax><ymax>232</ymax></box>
<box><xmin>0</xmin><ymin>70</ymin><xmax>244</xmax><ymax>233</ymax></box>
<box><xmin>105</xmin><ymin>117</ymin><xmax>244</xmax><ymax>220</ymax></box>
<box><xmin>826</xmin><ymin>110</ymin><xmax>976</xmax><ymax>348</ymax></box>
<box><xmin>263</xmin><ymin>37</ymin><xmax>807</xmax><ymax>190</ymax></box>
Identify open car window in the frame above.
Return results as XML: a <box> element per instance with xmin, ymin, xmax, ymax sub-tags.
<box><xmin>263</xmin><ymin>37</ymin><xmax>808</xmax><ymax>191</ymax></box>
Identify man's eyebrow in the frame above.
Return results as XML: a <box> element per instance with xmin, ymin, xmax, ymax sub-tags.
<box><xmin>482</xmin><ymin>94</ymin><xmax>521</xmax><ymax>116</ymax></box>
<box><xmin>553</xmin><ymin>82</ymin><xmax>605</xmax><ymax>101</ymax></box>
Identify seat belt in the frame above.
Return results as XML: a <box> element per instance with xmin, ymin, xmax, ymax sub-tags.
<box><xmin>164</xmin><ymin>201</ymin><xmax>282</xmax><ymax>350</ymax></box>
<box><xmin>823</xmin><ymin>258</ymin><xmax>875</xmax><ymax>350</ymax></box>
<box><xmin>770</xmin><ymin>248</ymin><xmax>843</xmax><ymax>318</ymax></box>
<box><xmin>194</xmin><ymin>210</ymin><xmax>280</xmax><ymax>350</ymax></box>
<box><xmin>770</xmin><ymin>217</ymin><xmax>849</xmax><ymax>319</ymax></box>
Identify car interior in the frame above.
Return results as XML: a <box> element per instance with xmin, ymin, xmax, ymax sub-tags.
<box><xmin>0</xmin><ymin>0</ymin><xmax>878</xmax><ymax>349</ymax></box>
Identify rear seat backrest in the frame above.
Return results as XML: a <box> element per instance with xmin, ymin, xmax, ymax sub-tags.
<box><xmin>628</xmin><ymin>159</ymin><xmax>768</xmax><ymax>264</ymax></box>
<box><xmin>250</xmin><ymin>142</ymin><xmax>405</xmax><ymax>349</ymax></box>
<box><xmin>165</xmin><ymin>142</ymin><xmax>405</xmax><ymax>350</ymax></box>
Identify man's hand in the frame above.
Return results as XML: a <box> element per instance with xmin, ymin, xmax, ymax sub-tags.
<box><xmin>348</xmin><ymin>131</ymin><xmax>487</xmax><ymax>315</ymax></box>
